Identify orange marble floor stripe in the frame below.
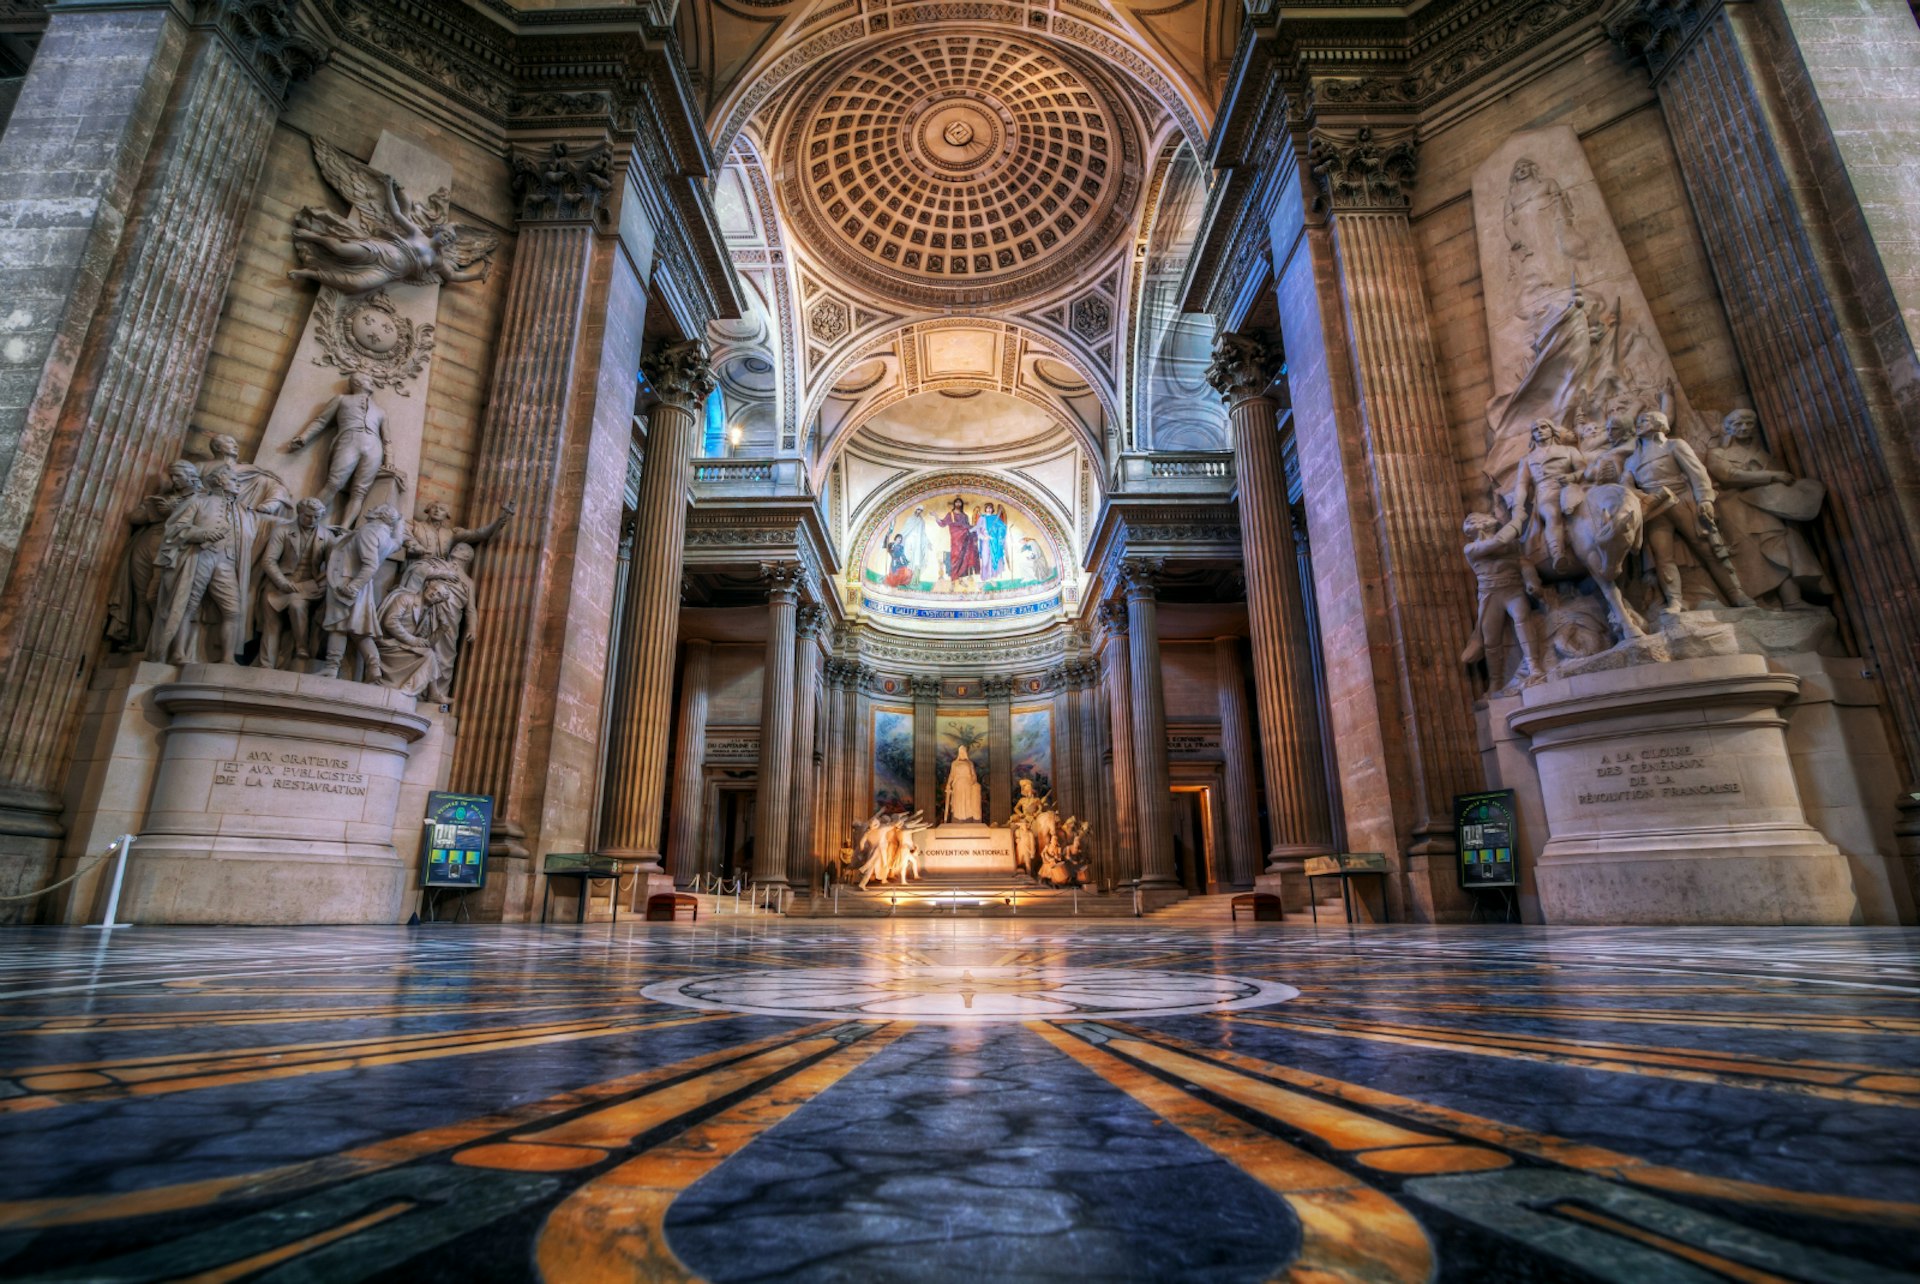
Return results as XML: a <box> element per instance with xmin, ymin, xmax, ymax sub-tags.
<box><xmin>0</xmin><ymin>1019</ymin><xmax>834</xmax><ymax>1230</ymax></box>
<box><xmin>1226</xmin><ymin>1013</ymin><xmax>1920</xmax><ymax>1107</ymax></box>
<box><xmin>0</xmin><ymin>1013</ymin><xmax>731</xmax><ymax>1111</ymax></box>
<box><xmin>1029</xmin><ymin>1022</ymin><xmax>1435</xmax><ymax>1284</ymax></box>
<box><xmin>532</xmin><ymin>1022</ymin><xmax>913</xmax><ymax>1284</ymax></box>
<box><xmin>164</xmin><ymin>1199</ymin><xmax>416</xmax><ymax>1284</ymax></box>
<box><xmin>1105</xmin><ymin>1035</ymin><xmax>1512</xmax><ymax>1177</ymax></box>
<box><xmin>1124</xmin><ymin>1023</ymin><xmax>1920</xmax><ymax>1230</ymax></box>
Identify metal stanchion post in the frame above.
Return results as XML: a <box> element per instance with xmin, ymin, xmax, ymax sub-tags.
<box><xmin>85</xmin><ymin>835</ymin><xmax>135</xmax><ymax>932</ymax></box>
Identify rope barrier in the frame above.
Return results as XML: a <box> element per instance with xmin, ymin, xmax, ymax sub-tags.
<box><xmin>0</xmin><ymin>841</ymin><xmax>117</xmax><ymax>901</ymax></box>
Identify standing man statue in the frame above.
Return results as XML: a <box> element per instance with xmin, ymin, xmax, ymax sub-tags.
<box><xmin>1510</xmin><ymin>418</ymin><xmax>1586</xmax><ymax>573</ymax></box>
<box><xmin>107</xmin><ymin>460</ymin><xmax>204</xmax><ymax>652</ymax></box>
<box><xmin>318</xmin><ymin>503</ymin><xmax>407</xmax><ymax>681</ymax></box>
<box><xmin>287</xmin><ymin>374</ymin><xmax>406</xmax><ymax>529</ymax></box>
<box><xmin>1705</xmin><ymin>409</ymin><xmax>1831</xmax><ymax>610</ymax></box>
<box><xmin>259</xmin><ymin>497</ymin><xmax>342</xmax><ymax>669</ymax></box>
<box><xmin>1622</xmin><ymin>410</ymin><xmax>1755</xmax><ymax>614</ymax></box>
<box><xmin>1460</xmin><ymin>511</ymin><xmax>1546</xmax><ymax>693</ymax></box>
<box><xmin>401</xmin><ymin>497</ymin><xmax>514</xmax><ymax>587</ymax></box>
<box><xmin>148</xmin><ymin>469</ymin><xmax>251</xmax><ymax>664</ymax></box>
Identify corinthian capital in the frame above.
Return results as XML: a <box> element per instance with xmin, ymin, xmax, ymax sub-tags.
<box><xmin>509</xmin><ymin>141</ymin><xmax>616</xmax><ymax>224</ymax></box>
<box><xmin>1604</xmin><ymin>0</ymin><xmax>1715</xmax><ymax>80</ymax></box>
<box><xmin>760</xmin><ymin>561</ymin><xmax>807</xmax><ymax>604</ymax></box>
<box><xmin>1205</xmin><ymin>331</ymin><xmax>1281</xmax><ymax>405</ymax></box>
<box><xmin>1308</xmin><ymin>126</ymin><xmax>1419</xmax><ymax>213</ymax></box>
<box><xmin>642</xmin><ymin>339</ymin><xmax>717</xmax><ymax>410</ymax></box>
<box><xmin>1120</xmin><ymin>557</ymin><xmax>1166</xmax><ymax>603</ymax></box>
<box><xmin>199</xmin><ymin>0</ymin><xmax>328</xmax><ymax>102</ymax></box>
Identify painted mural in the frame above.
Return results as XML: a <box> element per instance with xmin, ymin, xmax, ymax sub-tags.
<box><xmin>871</xmin><ymin>708</ymin><xmax>914</xmax><ymax>815</ymax></box>
<box><xmin>1011</xmin><ymin>707</ymin><xmax>1053</xmax><ymax>801</ymax></box>
<box><xmin>935</xmin><ymin>712</ymin><xmax>988</xmax><ymax>824</ymax></box>
<box><xmin>863</xmin><ymin>491</ymin><xmax>1061</xmax><ymax>598</ymax></box>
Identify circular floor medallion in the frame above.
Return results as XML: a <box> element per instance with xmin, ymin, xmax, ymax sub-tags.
<box><xmin>642</xmin><ymin>965</ymin><xmax>1298</xmax><ymax>1023</ymax></box>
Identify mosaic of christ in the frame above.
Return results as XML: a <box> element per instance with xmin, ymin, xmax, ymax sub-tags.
<box><xmin>864</xmin><ymin>491</ymin><xmax>1062</xmax><ymax>598</ymax></box>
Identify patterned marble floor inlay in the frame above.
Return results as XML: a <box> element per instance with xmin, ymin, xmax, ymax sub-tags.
<box><xmin>0</xmin><ymin>921</ymin><xmax>1915</xmax><ymax>1283</ymax></box>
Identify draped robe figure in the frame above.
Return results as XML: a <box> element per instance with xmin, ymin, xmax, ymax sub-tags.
<box><xmin>938</xmin><ymin>500</ymin><xmax>980</xmax><ymax>582</ymax></box>
<box><xmin>943</xmin><ymin>743</ymin><xmax>983</xmax><ymax>823</ymax></box>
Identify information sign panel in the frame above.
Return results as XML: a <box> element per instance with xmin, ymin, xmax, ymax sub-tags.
<box><xmin>1454</xmin><ymin>789</ymin><xmax>1518</xmax><ymax>889</ymax></box>
<box><xmin>422</xmin><ymin>792</ymin><xmax>492</xmax><ymax>888</ymax></box>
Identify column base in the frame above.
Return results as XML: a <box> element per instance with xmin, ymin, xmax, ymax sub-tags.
<box><xmin>0</xmin><ymin>788</ymin><xmax>65</xmax><ymax>924</ymax></box>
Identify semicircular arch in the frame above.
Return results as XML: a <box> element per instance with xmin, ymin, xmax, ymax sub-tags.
<box><xmin>808</xmin><ymin>319</ymin><xmax>1114</xmax><ymax>485</ymax></box>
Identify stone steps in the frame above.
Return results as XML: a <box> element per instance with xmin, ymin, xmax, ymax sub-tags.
<box><xmin>786</xmin><ymin>877</ymin><xmax>1180</xmax><ymax>918</ymax></box>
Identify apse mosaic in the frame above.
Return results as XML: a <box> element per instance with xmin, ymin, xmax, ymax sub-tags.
<box><xmin>2</xmin><ymin>924</ymin><xmax>1916</xmax><ymax>1283</ymax></box>
<box><xmin>860</xmin><ymin>488</ymin><xmax>1063</xmax><ymax>624</ymax></box>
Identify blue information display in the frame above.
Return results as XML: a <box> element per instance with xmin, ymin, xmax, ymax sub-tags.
<box><xmin>1454</xmin><ymin>789</ymin><xmax>1518</xmax><ymax>890</ymax></box>
<box><xmin>422</xmin><ymin>792</ymin><xmax>492</xmax><ymax>888</ymax></box>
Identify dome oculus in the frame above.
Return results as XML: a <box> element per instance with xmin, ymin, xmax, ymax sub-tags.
<box><xmin>782</xmin><ymin>33</ymin><xmax>1136</xmax><ymax>305</ymax></box>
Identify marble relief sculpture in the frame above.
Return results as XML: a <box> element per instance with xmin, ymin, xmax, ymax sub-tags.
<box><xmin>1622</xmin><ymin>410</ymin><xmax>1754</xmax><ymax>613</ymax></box>
<box><xmin>854</xmin><ymin>810</ymin><xmax>929</xmax><ymax>889</ymax></box>
<box><xmin>290</xmin><ymin>139</ymin><xmax>496</xmax><ymax>294</ymax></box>
<box><xmin>1460</xmin><ymin>512</ymin><xmax>1544</xmax><ymax>694</ymax></box>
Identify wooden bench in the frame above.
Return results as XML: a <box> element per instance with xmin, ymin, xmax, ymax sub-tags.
<box><xmin>645</xmin><ymin>892</ymin><xmax>700</xmax><ymax>922</ymax></box>
<box><xmin>1230</xmin><ymin>892</ymin><xmax>1283</xmax><ymax>922</ymax></box>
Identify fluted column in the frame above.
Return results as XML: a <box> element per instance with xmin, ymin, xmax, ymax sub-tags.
<box><xmin>751</xmin><ymin>565</ymin><xmax>803</xmax><ymax>887</ymax></box>
<box><xmin>819</xmin><ymin>659</ymin><xmax>849</xmax><ymax>865</ymax></box>
<box><xmin>985</xmin><ymin>675</ymin><xmax>1014</xmax><ymax>824</ymax></box>
<box><xmin>1213</xmin><ymin>637</ymin><xmax>1264</xmax><ymax>889</ymax></box>
<box><xmin>663</xmin><ymin>639</ymin><xmax>712</xmax><ymax>886</ymax></box>
<box><xmin>1124</xmin><ymin>562</ymin><xmax>1178</xmax><ymax>889</ymax></box>
<box><xmin>1073</xmin><ymin>661</ymin><xmax>1107</xmax><ymax>886</ymax></box>
<box><xmin>1295</xmin><ymin>514</ymin><xmax>1347</xmax><ymax>852</ymax></box>
<box><xmin>1206</xmin><ymin>332</ymin><xmax>1334</xmax><ymax>866</ymax></box>
<box><xmin>911</xmin><ymin>675</ymin><xmax>939</xmax><ymax>819</ymax></box>
<box><xmin>851</xmin><ymin>666</ymin><xmax>874</xmax><ymax>820</ymax></box>
<box><xmin>0</xmin><ymin>4</ymin><xmax>321</xmax><ymax>890</ymax></box>
<box><xmin>1312</xmin><ymin>126</ymin><xmax>1480</xmax><ymax>916</ymax></box>
<box><xmin>787</xmin><ymin>604</ymin><xmax>825</xmax><ymax>892</ymax></box>
<box><xmin>594</xmin><ymin>341</ymin><xmax>713</xmax><ymax>868</ymax></box>
<box><xmin>1097</xmin><ymin>603</ymin><xmax>1138</xmax><ymax>884</ymax></box>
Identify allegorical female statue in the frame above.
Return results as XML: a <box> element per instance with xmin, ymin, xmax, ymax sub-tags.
<box><xmin>943</xmin><ymin>743</ymin><xmax>983</xmax><ymax>823</ymax></box>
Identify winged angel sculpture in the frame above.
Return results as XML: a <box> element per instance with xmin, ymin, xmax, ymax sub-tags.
<box><xmin>290</xmin><ymin>139</ymin><xmax>497</xmax><ymax>295</ymax></box>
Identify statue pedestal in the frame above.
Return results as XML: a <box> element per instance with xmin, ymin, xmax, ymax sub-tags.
<box><xmin>920</xmin><ymin>824</ymin><xmax>1014</xmax><ymax>876</ymax></box>
<box><xmin>60</xmin><ymin>661</ymin><xmax>453</xmax><ymax>924</ymax></box>
<box><xmin>1511</xmin><ymin>653</ymin><xmax>1860</xmax><ymax>924</ymax></box>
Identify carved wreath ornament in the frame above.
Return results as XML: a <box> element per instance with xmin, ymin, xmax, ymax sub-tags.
<box><xmin>311</xmin><ymin>289</ymin><xmax>436</xmax><ymax>393</ymax></box>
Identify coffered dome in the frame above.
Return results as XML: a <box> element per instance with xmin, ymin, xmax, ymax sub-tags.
<box><xmin>780</xmin><ymin>33</ymin><xmax>1139</xmax><ymax>307</ymax></box>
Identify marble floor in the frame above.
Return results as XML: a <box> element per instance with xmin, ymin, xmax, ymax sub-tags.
<box><xmin>0</xmin><ymin>922</ymin><xmax>1915</xmax><ymax>1282</ymax></box>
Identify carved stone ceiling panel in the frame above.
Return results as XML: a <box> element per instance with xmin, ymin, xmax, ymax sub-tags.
<box><xmin>779</xmin><ymin>32</ymin><xmax>1139</xmax><ymax>308</ymax></box>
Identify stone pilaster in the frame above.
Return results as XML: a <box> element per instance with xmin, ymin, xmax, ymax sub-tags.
<box><xmin>663</xmin><ymin>639</ymin><xmax>712</xmax><ymax>887</ymax></box>
<box><xmin>1610</xmin><ymin>0</ymin><xmax>1920</xmax><ymax>861</ymax></box>
<box><xmin>589</xmin><ymin>340</ymin><xmax>711</xmax><ymax>873</ymax></box>
<box><xmin>1206</xmin><ymin>331</ymin><xmax>1335</xmax><ymax>867</ymax></box>
<box><xmin>1309</xmin><ymin>125</ymin><xmax>1479</xmax><ymax>919</ymax></box>
<box><xmin>1122</xmin><ymin>562</ymin><xmax>1178</xmax><ymax>889</ymax></box>
<box><xmin>851</xmin><ymin>665</ymin><xmax>875</xmax><ymax>821</ymax></box>
<box><xmin>910</xmin><ymin>675</ymin><xmax>940</xmax><ymax>819</ymax></box>
<box><xmin>751</xmin><ymin>564</ymin><xmax>803</xmax><ymax>888</ymax></box>
<box><xmin>1097</xmin><ymin>603</ymin><xmax>1138</xmax><ymax>884</ymax></box>
<box><xmin>786</xmin><ymin>604</ymin><xmax>825</xmax><ymax>891</ymax></box>
<box><xmin>1213</xmin><ymin>636</ymin><xmax>1264</xmax><ymax>889</ymax></box>
<box><xmin>984</xmin><ymin>675</ymin><xmax>1014</xmax><ymax>824</ymax></box>
<box><xmin>1294</xmin><ymin>514</ymin><xmax>1348</xmax><ymax>854</ymax></box>
<box><xmin>451</xmin><ymin>147</ymin><xmax>650</xmax><ymax>918</ymax></box>
<box><xmin>1044</xmin><ymin>666</ymin><xmax>1077</xmax><ymax>823</ymax></box>
<box><xmin>0</xmin><ymin>1</ymin><xmax>321</xmax><ymax>899</ymax></box>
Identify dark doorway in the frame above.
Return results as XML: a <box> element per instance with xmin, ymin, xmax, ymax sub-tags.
<box><xmin>715</xmin><ymin>787</ymin><xmax>756</xmax><ymax>883</ymax></box>
<box><xmin>1170</xmin><ymin>787</ymin><xmax>1215</xmax><ymax>894</ymax></box>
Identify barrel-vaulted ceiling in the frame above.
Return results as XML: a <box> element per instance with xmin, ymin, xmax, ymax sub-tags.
<box><xmin>679</xmin><ymin>0</ymin><xmax>1240</xmax><ymax>481</ymax></box>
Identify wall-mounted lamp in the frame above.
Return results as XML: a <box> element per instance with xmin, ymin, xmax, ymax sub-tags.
<box><xmin>727</xmin><ymin>425</ymin><xmax>743</xmax><ymax>456</ymax></box>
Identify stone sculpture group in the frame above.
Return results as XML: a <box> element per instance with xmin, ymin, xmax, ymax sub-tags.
<box><xmin>852</xmin><ymin>810</ymin><xmax>929</xmax><ymax>889</ymax></box>
<box><xmin>1462</xmin><ymin>401</ymin><xmax>1830</xmax><ymax>694</ymax></box>
<box><xmin>107</xmin><ymin>383</ymin><xmax>512</xmax><ymax>704</ymax></box>
<box><xmin>1008</xmin><ymin>778</ymin><xmax>1090</xmax><ymax>888</ymax></box>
